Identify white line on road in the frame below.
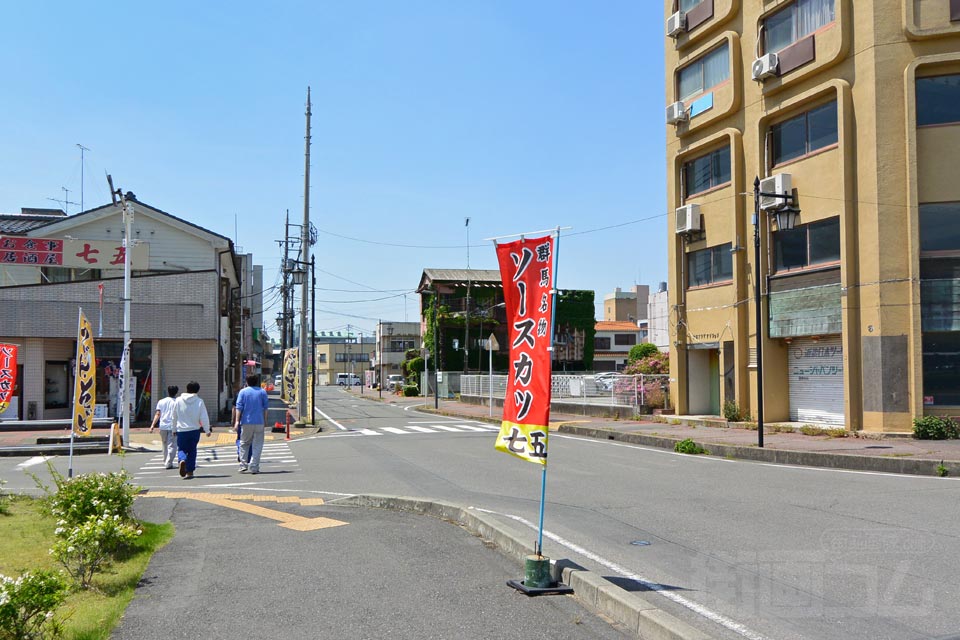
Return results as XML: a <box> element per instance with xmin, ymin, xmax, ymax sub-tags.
<box><xmin>471</xmin><ymin>506</ymin><xmax>769</xmax><ymax>640</ymax></box>
<box><xmin>405</xmin><ymin>426</ymin><xmax>438</xmax><ymax>433</ymax></box>
<box><xmin>16</xmin><ymin>456</ymin><xmax>51</xmax><ymax>469</ymax></box>
<box><xmin>428</xmin><ymin>425</ymin><xmax>466</xmax><ymax>432</ymax></box>
<box><xmin>382</xmin><ymin>427</ymin><xmax>411</xmax><ymax>435</ymax></box>
<box><xmin>315</xmin><ymin>407</ymin><xmax>348</xmax><ymax>431</ymax></box>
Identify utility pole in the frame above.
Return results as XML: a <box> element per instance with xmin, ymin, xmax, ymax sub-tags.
<box><xmin>106</xmin><ymin>175</ymin><xmax>133</xmax><ymax>446</ymax></box>
<box><xmin>464</xmin><ymin>217</ymin><xmax>471</xmax><ymax>373</ymax></box>
<box><xmin>279</xmin><ymin>210</ymin><xmax>290</xmax><ymax>353</ymax></box>
<box><xmin>298</xmin><ymin>87</ymin><xmax>311</xmax><ymax>424</ymax></box>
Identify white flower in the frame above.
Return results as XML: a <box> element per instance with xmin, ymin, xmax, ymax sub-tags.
<box><xmin>67</xmin><ymin>546</ymin><xmax>75</xmax><ymax>553</ymax></box>
<box><xmin>136</xmin><ymin>529</ymin><xmax>143</xmax><ymax>536</ymax></box>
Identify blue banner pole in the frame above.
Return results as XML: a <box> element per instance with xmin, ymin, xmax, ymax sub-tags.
<box><xmin>536</xmin><ymin>226</ymin><xmax>561</xmax><ymax>556</ymax></box>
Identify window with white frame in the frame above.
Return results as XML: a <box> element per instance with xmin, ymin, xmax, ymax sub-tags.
<box><xmin>678</xmin><ymin>43</ymin><xmax>729</xmax><ymax>102</ymax></box>
<box><xmin>764</xmin><ymin>0</ymin><xmax>835</xmax><ymax>54</ymax></box>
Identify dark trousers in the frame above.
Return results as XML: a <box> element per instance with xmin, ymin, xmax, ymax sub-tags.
<box><xmin>176</xmin><ymin>429</ymin><xmax>202</xmax><ymax>473</ymax></box>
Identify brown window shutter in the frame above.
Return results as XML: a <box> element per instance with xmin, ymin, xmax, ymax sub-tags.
<box><xmin>777</xmin><ymin>35</ymin><xmax>815</xmax><ymax>76</ymax></box>
<box><xmin>686</xmin><ymin>0</ymin><xmax>714</xmax><ymax>31</ymax></box>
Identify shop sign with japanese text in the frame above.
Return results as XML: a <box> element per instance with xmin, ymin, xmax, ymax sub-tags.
<box><xmin>0</xmin><ymin>236</ymin><xmax>149</xmax><ymax>269</ymax></box>
<box><xmin>494</xmin><ymin>235</ymin><xmax>554</xmax><ymax>465</ymax></box>
<box><xmin>73</xmin><ymin>312</ymin><xmax>96</xmax><ymax>436</ymax></box>
<box><xmin>0</xmin><ymin>343</ymin><xmax>18</xmax><ymax>416</ymax></box>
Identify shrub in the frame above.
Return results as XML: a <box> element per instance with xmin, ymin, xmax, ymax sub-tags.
<box><xmin>402</xmin><ymin>385</ymin><xmax>419</xmax><ymax>397</ymax></box>
<box><xmin>0</xmin><ymin>570</ymin><xmax>69</xmax><ymax>640</ymax></box>
<box><xmin>51</xmin><ymin>513</ymin><xmax>142</xmax><ymax>590</ymax></box>
<box><xmin>643</xmin><ymin>381</ymin><xmax>666</xmax><ymax>409</ymax></box>
<box><xmin>38</xmin><ymin>470</ymin><xmax>138</xmax><ymax>528</ymax></box>
<box><xmin>627</xmin><ymin>343</ymin><xmax>659</xmax><ymax>364</ymax></box>
<box><xmin>723</xmin><ymin>401</ymin><xmax>744</xmax><ymax>422</ymax></box>
<box><xmin>623</xmin><ymin>351</ymin><xmax>669</xmax><ymax>376</ymax></box>
<box><xmin>913</xmin><ymin>415</ymin><xmax>960</xmax><ymax>440</ymax></box>
<box><xmin>674</xmin><ymin>438</ymin><xmax>707</xmax><ymax>455</ymax></box>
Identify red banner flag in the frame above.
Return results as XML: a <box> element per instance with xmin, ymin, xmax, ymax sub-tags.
<box><xmin>0</xmin><ymin>343</ymin><xmax>18</xmax><ymax>416</ymax></box>
<box><xmin>494</xmin><ymin>235</ymin><xmax>555</xmax><ymax>464</ymax></box>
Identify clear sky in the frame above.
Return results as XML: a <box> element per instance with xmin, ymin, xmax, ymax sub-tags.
<box><xmin>0</xmin><ymin>1</ymin><xmax>666</xmax><ymax>339</ymax></box>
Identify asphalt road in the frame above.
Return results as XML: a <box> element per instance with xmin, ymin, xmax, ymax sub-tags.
<box><xmin>4</xmin><ymin>386</ymin><xmax>960</xmax><ymax>640</ymax></box>
<box><xmin>113</xmin><ymin>496</ymin><xmax>629</xmax><ymax>640</ymax></box>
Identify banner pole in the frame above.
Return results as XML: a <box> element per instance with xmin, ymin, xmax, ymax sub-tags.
<box><xmin>68</xmin><ymin>307</ymin><xmax>82</xmax><ymax>479</ymax></box>
<box><xmin>535</xmin><ymin>227</ymin><xmax>562</xmax><ymax>557</ymax></box>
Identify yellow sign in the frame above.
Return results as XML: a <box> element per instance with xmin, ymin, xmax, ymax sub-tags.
<box><xmin>72</xmin><ymin>310</ymin><xmax>96</xmax><ymax>436</ymax></box>
<box><xmin>495</xmin><ymin>421</ymin><xmax>548</xmax><ymax>465</ymax></box>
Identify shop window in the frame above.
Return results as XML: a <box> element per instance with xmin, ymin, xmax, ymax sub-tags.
<box><xmin>614</xmin><ymin>334</ymin><xmax>637</xmax><ymax>346</ymax></box>
<box><xmin>687</xmin><ymin>243</ymin><xmax>733</xmax><ymax>288</ymax></box>
<box><xmin>40</xmin><ymin>267</ymin><xmax>101</xmax><ymax>283</ymax></box>
<box><xmin>920</xmin><ymin>202</ymin><xmax>960</xmax><ymax>253</ymax></box>
<box><xmin>771</xmin><ymin>100</ymin><xmax>838</xmax><ymax>166</ymax></box>
<box><xmin>595</xmin><ymin>337</ymin><xmax>611</xmax><ymax>350</ymax></box>
<box><xmin>917</xmin><ymin>75</ymin><xmax>960</xmax><ymax>127</ymax></box>
<box><xmin>678</xmin><ymin>43</ymin><xmax>729</xmax><ymax>102</ymax></box>
<box><xmin>922</xmin><ymin>332</ymin><xmax>960</xmax><ymax>405</ymax></box>
<box><xmin>764</xmin><ymin>0</ymin><xmax>835</xmax><ymax>54</ymax></box>
<box><xmin>683</xmin><ymin>146</ymin><xmax>731</xmax><ymax>197</ymax></box>
<box><xmin>44</xmin><ymin>361</ymin><xmax>69</xmax><ymax>410</ymax></box>
<box><xmin>773</xmin><ymin>217</ymin><xmax>840</xmax><ymax>273</ymax></box>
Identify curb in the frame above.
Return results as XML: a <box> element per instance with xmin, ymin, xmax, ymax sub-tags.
<box><xmin>557</xmin><ymin>425</ymin><xmax>959</xmax><ymax>477</ymax></box>
<box><xmin>330</xmin><ymin>494</ymin><xmax>708</xmax><ymax>640</ymax></box>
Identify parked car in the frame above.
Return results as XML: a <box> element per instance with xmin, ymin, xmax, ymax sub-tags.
<box><xmin>593</xmin><ymin>372</ymin><xmax>618</xmax><ymax>391</ymax></box>
<box><xmin>336</xmin><ymin>373</ymin><xmax>361</xmax><ymax>386</ymax></box>
<box><xmin>387</xmin><ymin>374</ymin><xmax>404</xmax><ymax>391</ymax></box>
<box><xmin>274</xmin><ymin>374</ymin><xmax>282</xmax><ymax>387</ymax></box>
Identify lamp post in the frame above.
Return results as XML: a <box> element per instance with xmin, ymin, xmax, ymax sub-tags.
<box><xmin>753</xmin><ymin>176</ymin><xmax>800</xmax><ymax>448</ymax></box>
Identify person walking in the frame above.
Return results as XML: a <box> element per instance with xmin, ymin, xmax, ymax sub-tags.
<box><xmin>234</xmin><ymin>374</ymin><xmax>269</xmax><ymax>474</ymax></box>
<box><xmin>149</xmin><ymin>385</ymin><xmax>179</xmax><ymax>469</ymax></box>
<box><xmin>171</xmin><ymin>381</ymin><xmax>211</xmax><ymax>479</ymax></box>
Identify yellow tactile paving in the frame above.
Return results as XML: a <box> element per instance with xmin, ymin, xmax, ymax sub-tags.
<box><xmin>140</xmin><ymin>491</ymin><xmax>345</xmax><ymax>531</ymax></box>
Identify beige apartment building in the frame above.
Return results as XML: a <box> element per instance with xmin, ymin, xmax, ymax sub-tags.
<box><xmin>665</xmin><ymin>0</ymin><xmax>960</xmax><ymax>431</ymax></box>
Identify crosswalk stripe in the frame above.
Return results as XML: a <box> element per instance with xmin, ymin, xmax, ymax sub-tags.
<box><xmin>382</xmin><ymin>427</ymin><xmax>411</xmax><ymax>435</ymax></box>
<box><xmin>405</xmin><ymin>426</ymin><xmax>438</xmax><ymax>433</ymax></box>
<box><xmin>428</xmin><ymin>425</ymin><xmax>466</xmax><ymax>432</ymax></box>
<box><xmin>449</xmin><ymin>424</ymin><xmax>494</xmax><ymax>432</ymax></box>
<box><xmin>357</xmin><ymin>428</ymin><xmax>380</xmax><ymax>435</ymax></box>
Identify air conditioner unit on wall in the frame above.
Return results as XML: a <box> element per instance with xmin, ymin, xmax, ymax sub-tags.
<box><xmin>675</xmin><ymin>204</ymin><xmax>702</xmax><ymax>234</ymax></box>
<box><xmin>759</xmin><ymin>174</ymin><xmax>792</xmax><ymax>211</ymax></box>
<box><xmin>752</xmin><ymin>53</ymin><xmax>779</xmax><ymax>81</ymax></box>
<box><xmin>666</xmin><ymin>11</ymin><xmax>686</xmax><ymax>38</ymax></box>
<box><xmin>666</xmin><ymin>101</ymin><xmax>687</xmax><ymax>125</ymax></box>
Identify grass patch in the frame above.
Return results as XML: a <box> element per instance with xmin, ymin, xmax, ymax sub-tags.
<box><xmin>674</xmin><ymin>438</ymin><xmax>708</xmax><ymax>455</ymax></box>
<box><xmin>0</xmin><ymin>496</ymin><xmax>173</xmax><ymax>640</ymax></box>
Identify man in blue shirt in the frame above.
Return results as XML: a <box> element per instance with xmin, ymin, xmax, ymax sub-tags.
<box><xmin>233</xmin><ymin>374</ymin><xmax>270</xmax><ymax>474</ymax></box>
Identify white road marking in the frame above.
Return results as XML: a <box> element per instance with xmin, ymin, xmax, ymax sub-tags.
<box><xmin>428</xmin><ymin>425</ymin><xmax>466</xmax><ymax>432</ymax></box>
<box><xmin>381</xmin><ymin>427</ymin><xmax>411</xmax><ymax>435</ymax></box>
<box><xmin>357</xmin><ymin>429</ymin><xmax>380</xmax><ymax>436</ymax></box>
<box><xmin>16</xmin><ymin>456</ymin><xmax>51</xmax><ymax>469</ymax></box>
<box><xmin>405</xmin><ymin>426</ymin><xmax>437</xmax><ymax>433</ymax></box>
<box><xmin>315</xmin><ymin>407</ymin><xmax>348</xmax><ymax>431</ymax></box>
<box><xmin>471</xmin><ymin>507</ymin><xmax>769</xmax><ymax>640</ymax></box>
<box><xmin>448</xmin><ymin>424</ymin><xmax>492</xmax><ymax>432</ymax></box>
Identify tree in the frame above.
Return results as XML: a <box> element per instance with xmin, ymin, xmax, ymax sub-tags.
<box><xmin>628</xmin><ymin>343</ymin><xmax>659</xmax><ymax>364</ymax></box>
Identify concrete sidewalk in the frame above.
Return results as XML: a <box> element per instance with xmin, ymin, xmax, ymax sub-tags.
<box><xmin>343</xmin><ymin>387</ymin><xmax>960</xmax><ymax>477</ymax></box>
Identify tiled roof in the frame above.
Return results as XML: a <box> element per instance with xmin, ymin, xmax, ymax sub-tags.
<box><xmin>595</xmin><ymin>321</ymin><xmax>641</xmax><ymax>331</ymax></box>
<box><xmin>0</xmin><ymin>214</ymin><xmax>65</xmax><ymax>235</ymax></box>
<box><xmin>423</xmin><ymin>269</ymin><xmax>502</xmax><ymax>283</ymax></box>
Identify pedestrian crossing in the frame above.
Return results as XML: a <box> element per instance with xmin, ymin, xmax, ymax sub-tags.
<box><xmin>133</xmin><ymin>441</ymin><xmax>299</xmax><ymax>478</ymax></box>
<box><xmin>349</xmin><ymin>422</ymin><xmax>500</xmax><ymax>437</ymax></box>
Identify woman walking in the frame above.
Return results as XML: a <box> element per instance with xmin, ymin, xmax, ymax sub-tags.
<box><xmin>149</xmin><ymin>385</ymin><xmax>179</xmax><ymax>469</ymax></box>
<box><xmin>171</xmin><ymin>381</ymin><xmax>211</xmax><ymax>479</ymax></box>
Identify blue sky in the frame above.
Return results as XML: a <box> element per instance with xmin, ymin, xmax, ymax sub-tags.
<box><xmin>0</xmin><ymin>1</ymin><xmax>666</xmax><ymax>338</ymax></box>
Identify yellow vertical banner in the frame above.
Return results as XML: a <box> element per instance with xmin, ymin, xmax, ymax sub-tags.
<box><xmin>306</xmin><ymin>370</ymin><xmax>314</xmax><ymax>421</ymax></box>
<box><xmin>283</xmin><ymin>348</ymin><xmax>298</xmax><ymax>404</ymax></box>
<box><xmin>73</xmin><ymin>311</ymin><xmax>96</xmax><ymax>436</ymax></box>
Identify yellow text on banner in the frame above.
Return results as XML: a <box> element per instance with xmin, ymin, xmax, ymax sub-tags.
<box><xmin>495</xmin><ymin>421</ymin><xmax>548</xmax><ymax>465</ymax></box>
<box><xmin>73</xmin><ymin>311</ymin><xmax>96</xmax><ymax>436</ymax></box>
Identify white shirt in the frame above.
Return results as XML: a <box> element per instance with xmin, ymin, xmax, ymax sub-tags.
<box><xmin>155</xmin><ymin>396</ymin><xmax>176</xmax><ymax>430</ymax></box>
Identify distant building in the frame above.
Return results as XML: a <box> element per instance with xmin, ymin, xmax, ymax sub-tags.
<box><xmin>593</xmin><ymin>321</ymin><xmax>643</xmax><ymax>371</ymax></box>
<box><xmin>0</xmin><ymin>198</ymin><xmax>255</xmax><ymax>423</ymax></box>
<box><xmin>373</xmin><ymin>322</ymin><xmax>420</xmax><ymax>387</ymax></box>
<box><xmin>313</xmin><ymin>331</ymin><xmax>374</xmax><ymax>386</ymax></box>
<box><xmin>647</xmin><ymin>282</ymin><xmax>670</xmax><ymax>352</ymax></box>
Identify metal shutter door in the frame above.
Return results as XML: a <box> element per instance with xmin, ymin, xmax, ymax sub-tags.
<box><xmin>788</xmin><ymin>336</ymin><xmax>845</xmax><ymax>426</ymax></box>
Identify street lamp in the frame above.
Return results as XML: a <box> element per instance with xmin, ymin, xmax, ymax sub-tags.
<box><xmin>753</xmin><ymin>176</ymin><xmax>800</xmax><ymax>448</ymax></box>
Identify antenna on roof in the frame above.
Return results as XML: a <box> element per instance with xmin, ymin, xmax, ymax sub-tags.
<box><xmin>47</xmin><ymin>187</ymin><xmax>78</xmax><ymax>214</ymax></box>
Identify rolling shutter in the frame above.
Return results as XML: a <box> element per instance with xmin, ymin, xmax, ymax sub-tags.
<box><xmin>787</xmin><ymin>336</ymin><xmax>844</xmax><ymax>426</ymax></box>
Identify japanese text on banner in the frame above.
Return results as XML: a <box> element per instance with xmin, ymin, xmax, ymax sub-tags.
<box><xmin>73</xmin><ymin>312</ymin><xmax>96</xmax><ymax>436</ymax></box>
<box><xmin>494</xmin><ymin>235</ymin><xmax>554</xmax><ymax>465</ymax></box>
<box><xmin>0</xmin><ymin>343</ymin><xmax>18</xmax><ymax>416</ymax></box>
